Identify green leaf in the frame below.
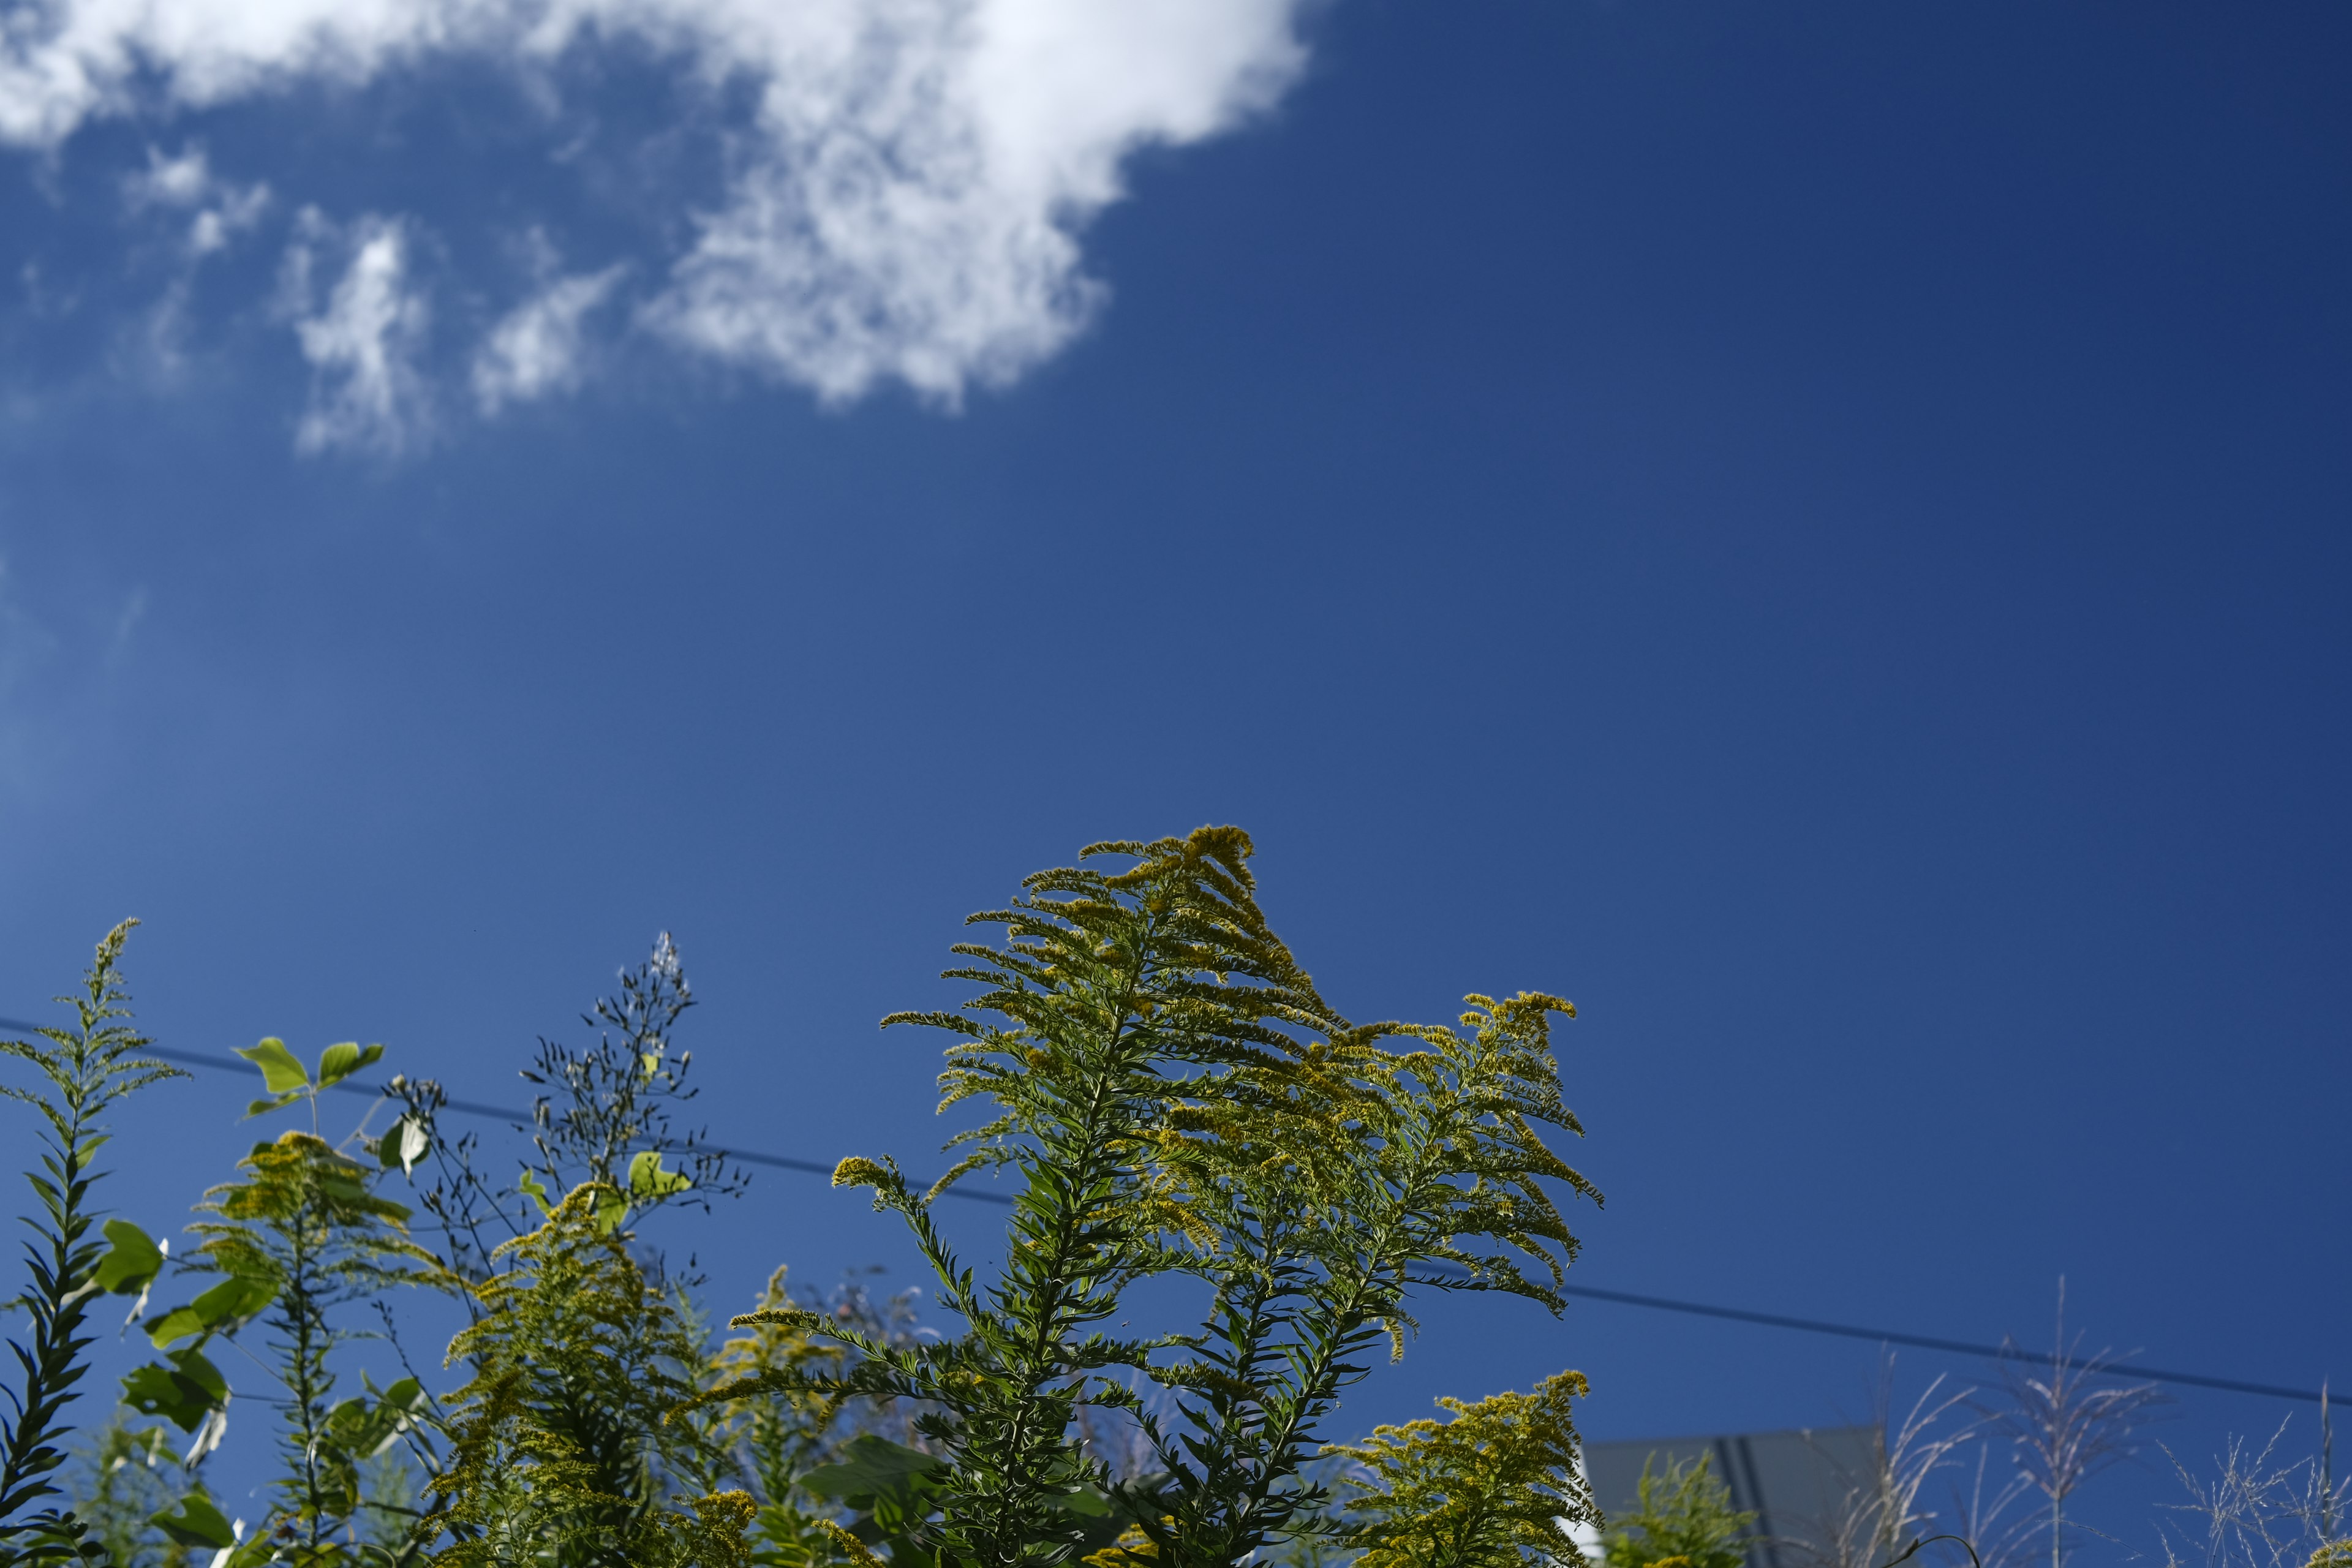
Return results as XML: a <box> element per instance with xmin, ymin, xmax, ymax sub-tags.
<box><xmin>93</xmin><ymin>1219</ymin><xmax>164</xmax><ymax>1294</ymax></box>
<box><xmin>169</xmin><ymin>1345</ymin><xmax>230</xmax><ymax>1403</ymax></box>
<box><xmin>235</xmin><ymin>1037</ymin><xmax>309</xmax><ymax>1095</ymax></box>
<box><xmin>191</xmin><ymin>1273</ymin><xmax>278</xmax><ymax>1328</ymax></box>
<box><xmin>316</xmin><ymin>1041</ymin><xmax>383</xmax><ymax>1090</ymax></box>
<box><xmin>594</xmin><ymin>1191</ymin><xmax>627</xmax><ymax>1236</ymax></box>
<box><xmin>148</xmin><ymin>1276</ymin><xmax>276</xmax><ymax>1348</ymax></box>
<box><xmin>517</xmin><ymin>1167</ymin><xmax>553</xmax><ymax>1216</ymax></box>
<box><xmin>122</xmin><ymin>1348</ymin><xmax>228</xmax><ymax>1431</ymax></box>
<box><xmin>627</xmin><ymin>1149</ymin><xmax>693</xmax><ymax>1199</ymax></box>
<box><xmin>150</xmin><ymin>1493</ymin><xmax>236</xmax><ymax>1549</ymax></box>
<box><xmin>378</xmin><ymin>1115</ymin><xmax>429</xmax><ymax>1175</ymax></box>
<box><xmin>143</xmin><ymin>1305</ymin><xmax>205</xmax><ymax>1349</ymax></box>
<box><xmin>800</xmin><ymin>1434</ymin><xmax>948</xmax><ymax>1503</ymax></box>
<box><xmin>243</xmin><ymin>1090</ymin><xmax>305</xmax><ymax>1119</ymax></box>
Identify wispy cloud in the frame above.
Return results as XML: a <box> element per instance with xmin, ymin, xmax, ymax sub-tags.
<box><xmin>123</xmin><ymin>145</ymin><xmax>269</xmax><ymax>257</ymax></box>
<box><xmin>1</xmin><ymin>0</ymin><xmax>1311</xmax><ymax>414</ymax></box>
<box><xmin>473</xmin><ymin>263</ymin><xmax>626</xmax><ymax>415</ymax></box>
<box><xmin>280</xmin><ymin>213</ymin><xmax>433</xmax><ymax>457</ymax></box>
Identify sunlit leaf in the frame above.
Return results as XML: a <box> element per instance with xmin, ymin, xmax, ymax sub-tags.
<box><xmin>316</xmin><ymin>1041</ymin><xmax>383</xmax><ymax>1089</ymax></box>
<box><xmin>151</xmin><ymin>1491</ymin><xmax>237</xmax><ymax>1548</ymax></box>
<box><xmin>190</xmin><ymin>1273</ymin><xmax>278</xmax><ymax>1327</ymax></box>
<box><xmin>234</xmin><ymin>1037</ymin><xmax>310</xmax><ymax>1095</ymax></box>
<box><xmin>93</xmin><ymin>1218</ymin><xmax>164</xmax><ymax>1293</ymax></box>
<box><xmin>627</xmin><ymin>1148</ymin><xmax>693</xmax><ymax>1199</ymax></box>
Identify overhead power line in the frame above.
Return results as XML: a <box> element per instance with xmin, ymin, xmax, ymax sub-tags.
<box><xmin>2</xmin><ymin>1021</ymin><xmax>2332</xmax><ymax>1409</ymax></box>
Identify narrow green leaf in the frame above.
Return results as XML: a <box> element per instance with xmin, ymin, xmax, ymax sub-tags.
<box><xmin>516</xmin><ymin>1167</ymin><xmax>553</xmax><ymax>1216</ymax></box>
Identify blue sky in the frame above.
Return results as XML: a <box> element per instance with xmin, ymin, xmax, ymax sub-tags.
<box><xmin>2</xmin><ymin>0</ymin><xmax>2347</xmax><ymax>1556</ymax></box>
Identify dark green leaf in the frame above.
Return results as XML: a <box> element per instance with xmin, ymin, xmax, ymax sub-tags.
<box><xmin>800</xmin><ymin>1434</ymin><xmax>948</xmax><ymax>1502</ymax></box>
<box><xmin>150</xmin><ymin>1492</ymin><xmax>236</xmax><ymax>1549</ymax></box>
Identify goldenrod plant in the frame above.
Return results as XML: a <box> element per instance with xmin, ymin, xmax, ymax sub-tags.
<box><xmin>426</xmin><ymin>1183</ymin><xmax>724</xmax><ymax>1568</ymax></box>
<box><xmin>707</xmin><ymin>827</ymin><xmax>1604</xmax><ymax>1568</ymax></box>
<box><xmin>0</xmin><ymin>922</ymin><xmax>183</xmax><ymax>1568</ymax></box>
<box><xmin>1319</xmin><ymin>1370</ymin><xmax>1599</xmax><ymax>1568</ymax></box>
<box><xmin>1125</xmin><ymin>992</ymin><xmax>1599</xmax><ymax>1566</ymax></box>
<box><xmin>1599</xmin><ymin>1454</ymin><xmax>1755</xmax><ymax>1568</ymax></box>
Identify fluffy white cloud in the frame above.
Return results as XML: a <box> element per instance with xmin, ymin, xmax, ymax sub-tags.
<box><xmin>473</xmin><ymin>263</ymin><xmax>624</xmax><ymax>413</ymax></box>
<box><xmin>280</xmin><ymin>213</ymin><xmax>432</xmax><ymax>455</ymax></box>
<box><xmin>1</xmin><ymin>0</ymin><xmax>1311</xmax><ymax>405</ymax></box>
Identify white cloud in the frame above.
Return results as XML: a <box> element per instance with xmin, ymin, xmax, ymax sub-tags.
<box><xmin>123</xmin><ymin>144</ymin><xmax>270</xmax><ymax>255</ymax></box>
<box><xmin>0</xmin><ymin>0</ymin><xmax>1311</xmax><ymax>406</ymax></box>
<box><xmin>473</xmin><ymin>263</ymin><xmax>625</xmax><ymax>414</ymax></box>
<box><xmin>281</xmin><ymin>213</ymin><xmax>433</xmax><ymax>456</ymax></box>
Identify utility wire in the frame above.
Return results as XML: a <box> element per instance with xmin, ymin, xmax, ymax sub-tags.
<box><xmin>3</xmin><ymin>1021</ymin><xmax>2331</xmax><ymax>1409</ymax></box>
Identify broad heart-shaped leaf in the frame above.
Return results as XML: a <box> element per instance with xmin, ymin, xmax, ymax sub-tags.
<box><xmin>143</xmin><ymin>1305</ymin><xmax>206</xmax><ymax>1350</ymax></box>
<box><xmin>316</xmin><ymin>1041</ymin><xmax>383</xmax><ymax>1090</ymax></box>
<box><xmin>627</xmin><ymin>1148</ymin><xmax>693</xmax><ymax>1199</ymax></box>
<box><xmin>235</xmin><ymin>1037</ymin><xmax>310</xmax><ymax>1095</ymax></box>
<box><xmin>94</xmin><ymin>1219</ymin><xmax>165</xmax><ymax>1294</ymax></box>
<box><xmin>150</xmin><ymin>1491</ymin><xmax>236</xmax><ymax>1548</ymax></box>
<box><xmin>800</xmin><ymin>1434</ymin><xmax>948</xmax><ymax>1503</ymax></box>
<box><xmin>123</xmin><ymin>1347</ymin><xmax>228</xmax><ymax>1432</ymax></box>
<box><xmin>149</xmin><ymin>1276</ymin><xmax>278</xmax><ymax>1348</ymax></box>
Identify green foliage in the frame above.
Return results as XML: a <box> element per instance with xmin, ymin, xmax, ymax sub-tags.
<box><xmin>31</xmin><ymin>832</ymin><xmax>1619</xmax><ymax>1568</ymax></box>
<box><xmin>426</xmin><ymin>1182</ymin><xmax>720</xmax><ymax>1568</ymax></box>
<box><xmin>705</xmin><ymin>827</ymin><xmax>1601</xmax><ymax>1568</ymax></box>
<box><xmin>700</xmin><ymin>1269</ymin><xmax>910</xmax><ymax>1567</ymax></box>
<box><xmin>56</xmin><ymin>1415</ymin><xmax>209</xmax><ymax>1568</ymax></box>
<box><xmin>0</xmin><ymin>920</ymin><xmax>184</xmax><ymax>1568</ymax></box>
<box><xmin>728</xmin><ymin>827</ymin><xmax>1357</xmax><ymax>1567</ymax></box>
<box><xmin>521</xmin><ymin>933</ymin><xmax>744</xmax><ymax>1215</ymax></box>
<box><xmin>236</xmin><ymin>1038</ymin><xmax>386</xmax><ymax>1126</ymax></box>
<box><xmin>1320</xmin><ymin>1370</ymin><xmax>1597</xmax><ymax>1568</ymax></box>
<box><xmin>1599</xmin><ymin>1454</ymin><xmax>1757</xmax><ymax>1568</ymax></box>
<box><xmin>182</xmin><ymin>1123</ymin><xmax>434</xmax><ymax>1563</ymax></box>
<box><xmin>1129</xmin><ymin>990</ymin><xmax>1599</xmax><ymax>1566</ymax></box>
